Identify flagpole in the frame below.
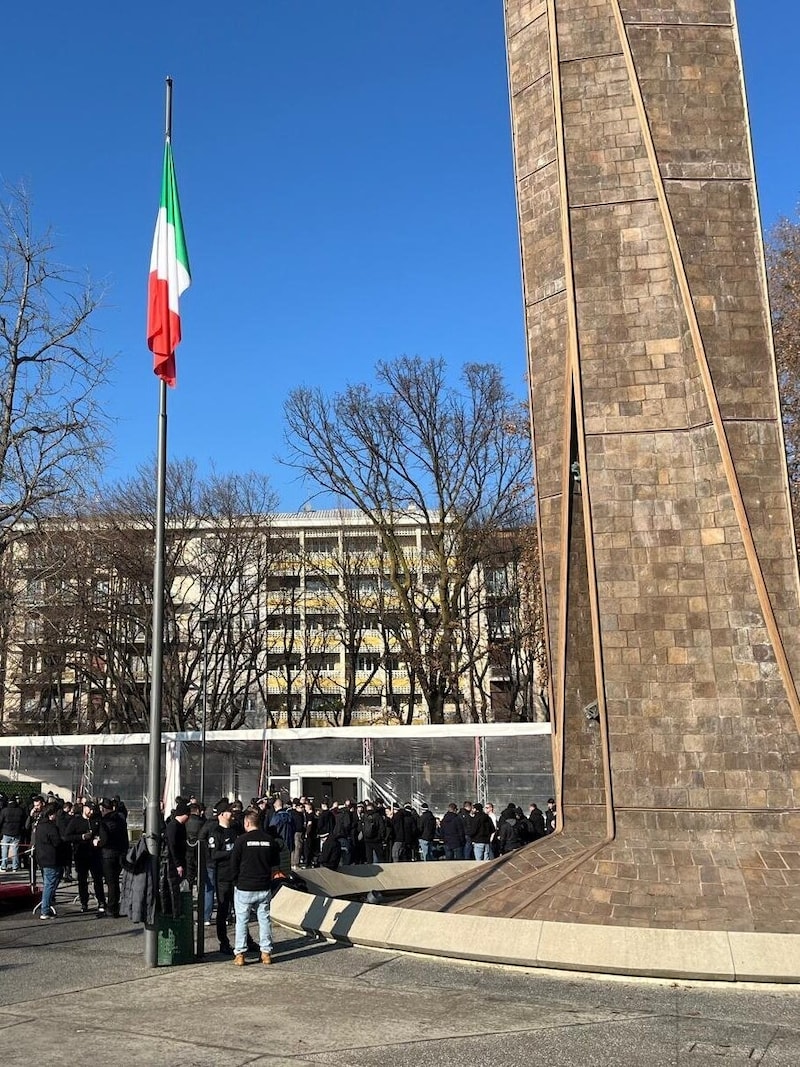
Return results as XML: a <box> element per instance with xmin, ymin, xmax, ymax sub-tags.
<box><xmin>144</xmin><ymin>75</ymin><xmax>173</xmax><ymax>969</ymax></box>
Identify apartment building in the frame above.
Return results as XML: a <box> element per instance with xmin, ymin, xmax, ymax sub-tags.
<box><xmin>1</xmin><ymin>508</ymin><xmax>544</xmax><ymax>735</ymax></box>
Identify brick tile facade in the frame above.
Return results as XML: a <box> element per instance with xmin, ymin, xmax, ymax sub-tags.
<box><xmin>403</xmin><ymin>0</ymin><xmax>800</xmax><ymax>933</ymax></box>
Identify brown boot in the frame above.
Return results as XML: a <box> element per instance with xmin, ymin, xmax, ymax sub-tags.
<box><xmin>261</xmin><ymin>952</ymin><xmax>273</xmax><ymax>965</ymax></box>
<box><xmin>233</xmin><ymin>953</ymin><xmax>246</xmax><ymax>966</ymax></box>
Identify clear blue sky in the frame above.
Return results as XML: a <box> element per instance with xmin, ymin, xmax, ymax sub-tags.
<box><xmin>2</xmin><ymin>2</ymin><xmax>797</xmax><ymax>511</ymax></box>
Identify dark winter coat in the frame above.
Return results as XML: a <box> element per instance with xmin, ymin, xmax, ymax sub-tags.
<box><xmin>392</xmin><ymin>809</ymin><xmax>418</xmax><ymax>847</ymax></box>
<box><xmin>99</xmin><ymin>810</ymin><xmax>129</xmax><ymax>855</ymax></box>
<box><xmin>439</xmin><ymin>811</ymin><xmax>466</xmax><ymax>849</ymax></box>
<box><xmin>65</xmin><ymin>813</ymin><xmax>102</xmax><ymax>866</ymax></box>
<box><xmin>418</xmin><ymin>809</ymin><xmax>437</xmax><ymax>842</ymax></box>
<box><xmin>0</xmin><ymin>802</ymin><xmax>25</xmax><ymax>838</ymax></box>
<box><xmin>498</xmin><ymin>816</ymin><xmax>526</xmax><ymax>854</ymax></box>
<box><xmin>33</xmin><ymin>818</ymin><xmax>68</xmax><ymax>868</ymax></box>
<box><xmin>319</xmin><ymin>833</ymin><xmax>341</xmax><ymax>870</ymax></box>
<box><xmin>185</xmin><ymin>813</ymin><xmax>204</xmax><ymax>882</ymax></box>
<box><xmin>361</xmin><ymin>810</ymin><xmax>386</xmax><ymax>844</ymax></box>
<box><xmin>317</xmin><ymin>809</ymin><xmax>336</xmax><ymax>836</ymax></box>
<box><xmin>468</xmin><ymin>812</ymin><xmax>495</xmax><ymax>844</ymax></box>
<box><xmin>206</xmin><ymin>822</ymin><xmax>240</xmax><ymax>883</ymax></box>
<box><xmin>527</xmin><ymin>808</ymin><xmax>546</xmax><ymax>840</ymax></box>
<box><xmin>268</xmin><ymin>808</ymin><xmax>295</xmax><ymax>849</ymax></box>
<box><xmin>121</xmin><ymin>837</ymin><xmax>157</xmax><ymax>924</ymax></box>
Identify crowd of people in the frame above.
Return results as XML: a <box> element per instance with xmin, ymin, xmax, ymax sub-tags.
<box><xmin>160</xmin><ymin>791</ymin><xmax>554</xmax><ymax>962</ymax></box>
<box><xmin>0</xmin><ymin>788</ymin><xmax>557</xmax><ymax>966</ymax></box>
<box><xmin>0</xmin><ymin>791</ymin><xmax>130</xmax><ymax>919</ymax></box>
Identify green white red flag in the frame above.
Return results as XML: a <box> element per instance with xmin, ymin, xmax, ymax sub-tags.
<box><xmin>147</xmin><ymin>141</ymin><xmax>190</xmax><ymax>387</ymax></box>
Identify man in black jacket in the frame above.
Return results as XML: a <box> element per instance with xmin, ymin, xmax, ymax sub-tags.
<box><xmin>25</xmin><ymin>795</ymin><xmax>46</xmax><ymax>880</ymax></box>
<box><xmin>332</xmin><ymin>803</ymin><xmax>354</xmax><ymax>866</ymax></box>
<box><xmin>65</xmin><ymin>801</ymin><xmax>107</xmax><ymax>914</ymax></box>
<box><xmin>440</xmin><ymin>804</ymin><xmax>466</xmax><ymax>860</ymax></box>
<box><xmin>34</xmin><ymin>803</ymin><xmax>68</xmax><ymax>919</ymax></box>
<box><xmin>0</xmin><ymin>797</ymin><xmax>26</xmax><ymax>873</ymax></box>
<box><xmin>184</xmin><ymin>801</ymin><xmax>205</xmax><ymax>887</ymax></box>
<box><xmin>497</xmin><ymin>809</ymin><xmax>527</xmax><ymax>854</ymax></box>
<box><xmin>163</xmin><ymin>800</ymin><xmax>190</xmax><ymax>917</ymax></box>
<box><xmin>198</xmin><ymin>801</ymin><xmax>224</xmax><ymax>925</ymax></box>
<box><xmin>206</xmin><ymin>802</ymin><xmax>240</xmax><ymax>955</ymax></box>
<box><xmin>418</xmin><ymin>803</ymin><xmax>437</xmax><ymax>862</ymax></box>
<box><xmin>98</xmin><ymin>797</ymin><xmax>130</xmax><ymax>917</ymax></box>
<box><xmin>527</xmin><ymin>803</ymin><xmax>546</xmax><ymax>841</ymax></box>
<box><xmin>467</xmin><ymin>802</ymin><xmax>496</xmax><ymax>861</ymax></box>
<box><xmin>230</xmin><ymin>807</ymin><xmax>281</xmax><ymax>966</ymax></box>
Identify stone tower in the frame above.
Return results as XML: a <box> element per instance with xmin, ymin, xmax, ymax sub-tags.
<box><xmin>405</xmin><ymin>0</ymin><xmax>800</xmax><ymax>932</ymax></box>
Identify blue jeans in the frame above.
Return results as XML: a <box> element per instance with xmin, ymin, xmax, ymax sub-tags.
<box><xmin>444</xmin><ymin>846</ymin><xmax>461</xmax><ymax>860</ymax></box>
<box><xmin>233</xmin><ymin>888</ymin><xmax>272</xmax><ymax>955</ymax></box>
<box><xmin>419</xmin><ymin>839</ymin><xmax>433</xmax><ymax>861</ymax></box>
<box><xmin>462</xmin><ymin>838</ymin><xmax>473</xmax><ymax>859</ymax></box>
<box><xmin>1</xmin><ymin>835</ymin><xmax>20</xmax><ymax>871</ymax></box>
<box><xmin>41</xmin><ymin>866</ymin><xmax>62</xmax><ymax>915</ymax></box>
<box><xmin>473</xmin><ymin>842</ymin><xmax>492</xmax><ymax>861</ymax></box>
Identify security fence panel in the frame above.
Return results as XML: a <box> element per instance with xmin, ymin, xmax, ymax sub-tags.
<box><xmin>269</xmin><ymin>738</ymin><xmax>364</xmax><ymax>774</ymax></box>
<box><xmin>485</xmin><ymin>735</ymin><xmax>555</xmax><ymax>811</ymax></box>
<box><xmin>371</xmin><ymin>736</ymin><xmax>476</xmax><ymax>816</ymax></box>
<box><xmin>12</xmin><ymin>744</ymin><xmax>83</xmax><ymax>800</ymax></box>
<box><xmin>92</xmin><ymin>746</ymin><xmax>149</xmax><ymax>825</ymax></box>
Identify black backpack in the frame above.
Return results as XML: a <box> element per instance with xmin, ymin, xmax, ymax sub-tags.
<box><xmin>363</xmin><ymin>812</ymin><xmax>381</xmax><ymax>841</ymax></box>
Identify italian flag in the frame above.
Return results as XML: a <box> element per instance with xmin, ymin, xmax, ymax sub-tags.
<box><xmin>147</xmin><ymin>141</ymin><xmax>190</xmax><ymax>387</ymax></box>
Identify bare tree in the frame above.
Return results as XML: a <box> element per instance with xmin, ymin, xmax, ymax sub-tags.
<box><xmin>284</xmin><ymin>356</ymin><xmax>534</xmax><ymax>723</ymax></box>
<box><xmin>7</xmin><ymin>462</ymin><xmax>279</xmax><ymax>733</ymax></box>
<box><xmin>103</xmin><ymin>460</ymin><xmax>279</xmax><ymax>731</ymax></box>
<box><xmin>0</xmin><ymin>184</ymin><xmax>109</xmax><ymax>547</ymax></box>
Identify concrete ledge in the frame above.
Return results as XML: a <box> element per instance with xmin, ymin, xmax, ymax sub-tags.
<box><xmin>272</xmin><ymin>887</ymin><xmax>800</xmax><ymax>983</ymax></box>
<box><xmin>297</xmin><ymin>862</ymin><xmax>475</xmax><ymax>898</ymax></box>
<box><xmin>728</xmin><ymin>932</ymin><xmax>800</xmax><ymax>983</ymax></box>
<box><xmin>537</xmin><ymin>921</ymin><xmax>734</xmax><ymax>982</ymax></box>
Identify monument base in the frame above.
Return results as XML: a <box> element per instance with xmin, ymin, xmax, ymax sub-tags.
<box><xmin>400</xmin><ymin>813</ymin><xmax>800</xmax><ymax>934</ymax></box>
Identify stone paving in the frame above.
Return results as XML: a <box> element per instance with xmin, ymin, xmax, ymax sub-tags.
<box><xmin>2</xmin><ymin>883</ymin><xmax>800</xmax><ymax>1065</ymax></box>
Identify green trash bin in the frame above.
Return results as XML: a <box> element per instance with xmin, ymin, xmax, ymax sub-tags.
<box><xmin>157</xmin><ymin>891</ymin><xmax>194</xmax><ymax>966</ymax></box>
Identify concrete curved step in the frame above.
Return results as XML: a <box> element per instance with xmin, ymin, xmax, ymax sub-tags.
<box><xmin>273</xmin><ymin>882</ymin><xmax>800</xmax><ymax>983</ymax></box>
<box><xmin>295</xmin><ymin>861</ymin><xmax>476</xmax><ymax>898</ymax></box>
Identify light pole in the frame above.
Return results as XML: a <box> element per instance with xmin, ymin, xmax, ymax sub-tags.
<box><xmin>199</xmin><ymin>614</ymin><xmax>217</xmax><ymax>804</ymax></box>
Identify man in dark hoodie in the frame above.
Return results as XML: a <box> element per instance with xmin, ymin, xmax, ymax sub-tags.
<box><xmin>163</xmin><ymin>799</ymin><xmax>190</xmax><ymax>916</ymax></box>
<box><xmin>497</xmin><ymin>807</ymin><xmax>527</xmax><ymax>854</ymax></box>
